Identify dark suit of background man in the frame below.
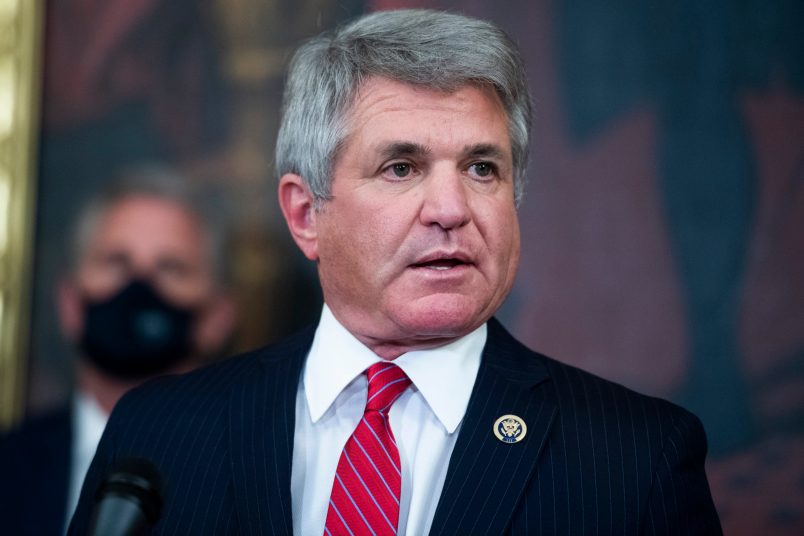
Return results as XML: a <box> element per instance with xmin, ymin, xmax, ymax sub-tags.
<box><xmin>0</xmin><ymin>167</ymin><xmax>237</xmax><ymax>535</ymax></box>
<box><xmin>69</xmin><ymin>9</ymin><xmax>721</xmax><ymax>535</ymax></box>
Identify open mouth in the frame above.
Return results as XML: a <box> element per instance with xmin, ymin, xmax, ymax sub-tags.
<box><xmin>411</xmin><ymin>258</ymin><xmax>470</xmax><ymax>270</ymax></box>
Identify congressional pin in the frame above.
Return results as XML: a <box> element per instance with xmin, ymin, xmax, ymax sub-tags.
<box><xmin>493</xmin><ymin>414</ymin><xmax>527</xmax><ymax>444</ymax></box>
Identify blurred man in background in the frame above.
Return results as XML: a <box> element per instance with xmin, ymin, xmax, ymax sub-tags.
<box><xmin>0</xmin><ymin>165</ymin><xmax>237</xmax><ymax>535</ymax></box>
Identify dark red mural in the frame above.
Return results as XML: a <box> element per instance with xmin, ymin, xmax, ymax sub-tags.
<box><xmin>375</xmin><ymin>0</ymin><xmax>804</xmax><ymax>533</ymax></box>
<box><xmin>22</xmin><ymin>0</ymin><xmax>803</xmax><ymax>533</ymax></box>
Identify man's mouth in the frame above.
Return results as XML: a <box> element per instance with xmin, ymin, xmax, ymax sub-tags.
<box><xmin>413</xmin><ymin>259</ymin><xmax>467</xmax><ymax>270</ymax></box>
<box><xmin>410</xmin><ymin>252</ymin><xmax>473</xmax><ymax>271</ymax></box>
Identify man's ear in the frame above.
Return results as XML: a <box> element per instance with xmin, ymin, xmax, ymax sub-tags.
<box><xmin>57</xmin><ymin>278</ymin><xmax>84</xmax><ymax>342</ymax></box>
<box><xmin>278</xmin><ymin>173</ymin><xmax>319</xmax><ymax>261</ymax></box>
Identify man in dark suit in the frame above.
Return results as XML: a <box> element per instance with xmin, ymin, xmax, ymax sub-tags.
<box><xmin>69</xmin><ymin>9</ymin><xmax>721</xmax><ymax>535</ymax></box>
<box><xmin>0</xmin><ymin>167</ymin><xmax>236</xmax><ymax>535</ymax></box>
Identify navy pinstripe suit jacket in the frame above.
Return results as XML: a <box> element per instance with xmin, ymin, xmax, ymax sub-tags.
<box><xmin>68</xmin><ymin>319</ymin><xmax>721</xmax><ymax>535</ymax></box>
<box><xmin>0</xmin><ymin>406</ymin><xmax>72</xmax><ymax>535</ymax></box>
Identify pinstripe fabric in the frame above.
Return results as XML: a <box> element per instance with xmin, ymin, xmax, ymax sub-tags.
<box><xmin>67</xmin><ymin>319</ymin><xmax>720</xmax><ymax>535</ymax></box>
<box><xmin>324</xmin><ymin>363</ymin><xmax>411</xmax><ymax>536</ymax></box>
<box><xmin>68</xmin><ymin>325</ymin><xmax>314</xmax><ymax>536</ymax></box>
<box><xmin>429</xmin><ymin>320</ymin><xmax>721</xmax><ymax>535</ymax></box>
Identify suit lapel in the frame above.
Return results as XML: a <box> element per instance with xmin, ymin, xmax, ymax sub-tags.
<box><xmin>229</xmin><ymin>328</ymin><xmax>313</xmax><ymax>536</ymax></box>
<box><xmin>429</xmin><ymin>319</ymin><xmax>558</xmax><ymax>536</ymax></box>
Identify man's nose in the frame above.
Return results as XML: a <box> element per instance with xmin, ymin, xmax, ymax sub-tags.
<box><xmin>419</xmin><ymin>168</ymin><xmax>472</xmax><ymax>230</ymax></box>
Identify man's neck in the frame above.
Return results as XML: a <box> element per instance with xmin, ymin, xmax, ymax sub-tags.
<box><xmin>359</xmin><ymin>336</ymin><xmax>474</xmax><ymax>360</ymax></box>
<box><xmin>76</xmin><ymin>363</ymin><xmax>140</xmax><ymax>414</ymax></box>
<box><xmin>323</xmin><ymin>304</ymin><xmax>484</xmax><ymax>360</ymax></box>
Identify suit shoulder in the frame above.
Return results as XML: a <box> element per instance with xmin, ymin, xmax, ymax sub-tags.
<box><xmin>540</xmin><ymin>352</ymin><xmax>702</xmax><ymax>439</ymax></box>
<box><xmin>0</xmin><ymin>406</ymin><xmax>72</xmax><ymax>527</ymax></box>
<box><xmin>125</xmin><ymin>325</ymin><xmax>312</xmax><ymax>400</ymax></box>
<box><xmin>488</xmin><ymin>318</ymin><xmax>700</xmax><ymax>438</ymax></box>
<box><xmin>488</xmin><ymin>318</ymin><xmax>697</xmax><ymax>420</ymax></box>
<box><xmin>0</xmin><ymin>406</ymin><xmax>72</xmax><ymax>480</ymax></box>
<box><xmin>0</xmin><ymin>405</ymin><xmax>71</xmax><ymax>448</ymax></box>
<box><xmin>488</xmin><ymin>318</ymin><xmax>700</xmax><ymax>423</ymax></box>
<box><xmin>110</xmin><ymin>325</ymin><xmax>314</xmax><ymax>432</ymax></box>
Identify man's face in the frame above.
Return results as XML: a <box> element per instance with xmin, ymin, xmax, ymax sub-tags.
<box><xmin>302</xmin><ymin>78</ymin><xmax>521</xmax><ymax>354</ymax></box>
<box><xmin>60</xmin><ymin>194</ymin><xmax>233</xmax><ymax>358</ymax></box>
<box><xmin>75</xmin><ymin>195</ymin><xmax>215</xmax><ymax>306</ymax></box>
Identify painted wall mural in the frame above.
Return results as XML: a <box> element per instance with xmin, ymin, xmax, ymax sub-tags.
<box><xmin>18</xmin><ymin>0</ymin><xmax>804</xmax><ymax>534</ymax></box>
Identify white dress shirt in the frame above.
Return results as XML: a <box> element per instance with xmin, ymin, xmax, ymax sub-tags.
<box><xmin>65</xmin><ymin>392</ymin><xmax>108</xmax><ymax>533</ymax></box>
<box><xmin>291</xmin><ymin>305</ymin><xmax>485</xmax><ymax>535</ymax></box>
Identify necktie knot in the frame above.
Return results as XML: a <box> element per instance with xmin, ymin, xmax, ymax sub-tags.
<box><xmin>365</xmin><ymin>362</ymin><xmax>411</xmax><ymax>414</ymax></box>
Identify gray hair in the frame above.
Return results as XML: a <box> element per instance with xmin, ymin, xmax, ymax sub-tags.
<box><xmin>275</xmin><ymin>9</ymin><xmax>532</xmax><ymax>204</ymax></box>
<box><xmin>69</xmin><ymin>164</ymin><xmax>232</xmax><ymax>287</ymax></box>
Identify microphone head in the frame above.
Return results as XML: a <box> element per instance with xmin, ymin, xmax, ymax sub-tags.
<box><xmin>94</xmin><ymin>457</ymin><xmax>163</xmax><ymax>526</ymax></box>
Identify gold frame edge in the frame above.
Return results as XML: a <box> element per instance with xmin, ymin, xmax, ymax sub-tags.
<box><xmin>0</xmin><ymin>0</ymin><xmax>44</xmax><ymax>429</ymax></box>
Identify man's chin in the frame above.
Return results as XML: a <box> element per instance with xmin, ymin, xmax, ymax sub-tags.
<box><xmin>392</xmin><ymin>299</ymin><xmax>488</xmax><ymax>340</ymax></box>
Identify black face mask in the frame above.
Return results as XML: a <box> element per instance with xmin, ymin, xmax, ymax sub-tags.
<box><xmin>79</xmin><ymin>279</ymin><xmax>195</xmax><ymax>380</ymax></box>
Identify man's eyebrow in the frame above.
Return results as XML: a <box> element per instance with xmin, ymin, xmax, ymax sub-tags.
<box><xmin>379</xmin><ymin>142</ymin><xmax>432</xmax><ymax>159</ymax></box>
<box><xmin>464</xmin><ymin>143</ymin><xmax>507</xmax><ymax>160</ymax></box>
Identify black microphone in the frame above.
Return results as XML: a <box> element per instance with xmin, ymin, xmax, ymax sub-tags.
<box><xmin>89</xmin><ymin>458</ymin><xmax>163</xmax><ymax>536</ymax></box>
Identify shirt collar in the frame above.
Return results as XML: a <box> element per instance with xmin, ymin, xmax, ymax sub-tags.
<box><xmin>73</xmin><ymin>391</ymin><xmax>108</xmax><ymax>457</ymax></box>
<box><xmin>304</xmin><ymin>304</ymin><xmax>486</xmax><ymax>434</ymax></box>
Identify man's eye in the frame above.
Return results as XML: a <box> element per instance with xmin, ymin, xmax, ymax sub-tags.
<box><xmin>157</xmin><ymin>260</ymin><xmax>191</xmax><ymax>281</ymax></box>
<box><xmin>391</xmin><ymin>163</ymin><xmax>411</xmax><ymax>178</ymax></box>
<box><xmin>97</xmin><ymin>252</ymin><xmax>132</xmax><ymax>276</ymax></box>
<box><xmin>382</xmin><ymin>162</ymin><xmax>416</xmax><ymax>181</ymax></box>
<box><xmin>469</xmin><ymin>162</ymin><xmax>495</xmax><ymax>178</ymax></box>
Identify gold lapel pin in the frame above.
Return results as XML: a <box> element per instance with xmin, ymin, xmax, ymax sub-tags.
<box><xmin>493</xmin><ymin>414</ymin><xmax>527</xmax><ymax>444</ymax></box>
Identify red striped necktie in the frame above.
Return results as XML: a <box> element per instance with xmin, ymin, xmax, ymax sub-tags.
<box><xmin>324</xmin><ymin>362</ymin><xmax>412</xmax><ymax>536</ymax></box>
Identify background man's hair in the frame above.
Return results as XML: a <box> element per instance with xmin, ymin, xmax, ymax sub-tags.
<box><xmin>69</xmin><ymin>163</ymin><xmax>232</xmax><ymax>286</ymax></box>
<box><xmin>275</xmin><ymin>9</ymin><xmax>532</xmax><ymax>204</ymax></box>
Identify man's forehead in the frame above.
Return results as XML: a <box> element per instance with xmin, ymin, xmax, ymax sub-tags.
<box><xmin>85</xmin><ymin>196</ymin><xmax>205</xmax><ymax>255</ymax></box>
<box><xmin>99</xmin><ymin>195</ymin><xmax>198</xmax><ymax>230</ymax></box>
<box><xmin>341</xmin><ymin>77</ymin><xmax>512</xmax><ymax>153</ymax></box>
